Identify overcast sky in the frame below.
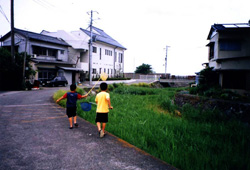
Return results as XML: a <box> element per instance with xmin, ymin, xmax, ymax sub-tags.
<box><xmin>1</xmin><ymin>0</ymin><xmax>250</xmax><ymax>75</ymax></box>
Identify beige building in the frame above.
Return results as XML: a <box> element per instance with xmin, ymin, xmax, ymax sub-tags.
<box><xmin>0</xmin><ymin>28</ymin><xmax>78</xmax><ymax>85</ymax></box>
<box><xmin>206</xmin><ymin>22</ymin><xmax>250</xmax><ymax>90</ymax></box>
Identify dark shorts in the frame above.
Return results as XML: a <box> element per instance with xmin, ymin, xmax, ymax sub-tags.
<box><xmin>95</xmin><ymin>113</ymin><xmax>108</xmax><ymax>123</ymax></box>
<box><xmin>66</xmin><ymin>107</ymin><xmax>77</xmax><ymax>118</ymax></box>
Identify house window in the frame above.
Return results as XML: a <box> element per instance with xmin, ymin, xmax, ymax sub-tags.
<box><xmin>104</xmin><ymin>68</ymin><xmax>106</xmax><ymax>73</ymax></box>
<box><xmin>92</xmin><ymin>68</ymin><xmax>96</xmax><ymax>74</ymax></box>
<box><xmin>38</xmin><ymin>69</ymin><xmax>56</xmax><ymax>81</ymax></box>
<box><xmin>105</xmin><ymin>49</ymin><xmax>112</xmax><ymax>56</ymax></box>
<box><xmin>219</xmin><ymin>40</ymin><xmax>241</xmax><ymax>51</ymax></box>
<box><xmin>108</xmin><ymin>69</ymin><xmax>109</xmax><ymax>74</ymax></box>
<box><xmin>33</xmin><ymin>46</ymin><xmax>46</xmax><ymax>56</ymax></box>
<box><xmin>80</xmin><ymin>52</ymin><xmax>84</xmax><ymax>62</ymax></box>
<box><xmin>32</xmin><ymin>46</ymin><xmax>57</xmax><ymax>57</ymax></box>
<box><xmin>99</xmin><ymin>68</ymin><xmax>102</xmax><ymax>74</ymax></box>
<box><xmin>115</xmin><ymin>52</ymin><xmax>117</xmax><ymax>62</ymax></box>
<box><xmin>93</xmin><ymin>46</ymin><xmax>97</xmax><ymax>53</ymax></box>
<box><xmin>208</xmin><ymin>42</ymin><xmax>215</xmax><ymax>60</ymax></box>
<box><xmin>48</xmin><ymin>48</ymin><xmax>57</xmax><ymax>57</ymax></box>
<box><xmin>100</xmin><ymin>48</ymin><xmax>102</xmax><ymax>60</ymax></box>
<box><xmin>60</xmin><ymin>50</ymin><xmax>64</xmax><ymax>54</ymax></box>
<box><xmin>119</xmin><ymin>53</ymin><xmax>123</xmax><ymax>63</ymax></box>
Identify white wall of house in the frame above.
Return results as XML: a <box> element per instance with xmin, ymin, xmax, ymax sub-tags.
<box><xmin>42</xmin><ymin>29</ymin><xmax>125</xmax><ymax>78</ymax></box>
<box><xmin>208</xmin><ymin>33</ymin><xmax>219</xmax><ymax>69</ymax></box>
<box><xmin>42</xmin><ymin>30</ymin><xmax>89</xmax><ymax>72</ymax></box>
<box><xmin>90</xmin><ymin>42</ymin><xmax>124</xmax><ymax>77</ymax></box>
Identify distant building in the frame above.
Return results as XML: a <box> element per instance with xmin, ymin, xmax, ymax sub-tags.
<box><xmin>0</xmin><ymin>28</ymin><xmax>81</xmax><ymax>85</ymax></box>
<box><xmin>0</xmin><ymin>26</ymin><xmax>126</xmax><ymax>85</ymax></box>
<box><xmin>42</xmin><ymin>26</ymin><xmax>126</xmax><ymax>81</ymax></box>
<box><xmin>206</xmin><ymin>22</ymin><xmax>250</xmax><ymax>90</ymax></box>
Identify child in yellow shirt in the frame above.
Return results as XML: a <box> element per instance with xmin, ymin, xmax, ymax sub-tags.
<box><xmin>95</xmin><ymin>82</ymin><xmax>113</xmax><ymax>138</ymax></box>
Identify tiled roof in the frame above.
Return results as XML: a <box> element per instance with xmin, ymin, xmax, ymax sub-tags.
<box><xmin>0</xmin><ymin>28</ymin><xmax>70</xmax><ymax>46</ymax></box>
<box><xmin>207</xmin><ymin>23</ymin><xmax>250</xmax><ymax>40</ymax></box>
<box><xmin>80</xmin><ymin>26</ymin><xmax>126</xmax><ymax>49</ymax></box>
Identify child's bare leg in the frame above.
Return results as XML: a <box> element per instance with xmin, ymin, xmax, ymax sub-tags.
<box><xmin>73</xmin><ymin>116</ymin><xmax>77</xmax><ymax>124</ymax></box>
<box><xmin>68</xmin><ymin>117</ymin><xmax>73</xmax><ymax>127</ymax></box>
<box><xmin>102</xmin><ymin>123</ymin><xmax>106</xmax><ymax>133</ymax></box>
<box><xmin>96</xmin><ymin>122</ymin><xmax>101</xmax><ymax>131</ymax></box>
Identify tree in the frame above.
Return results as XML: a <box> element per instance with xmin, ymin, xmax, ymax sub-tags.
<box><xmin>0</xmin><ymin>48</ymin><xmax>35</xmax><ymax>90</ymax></box>
<box><xmin>135</xmin><ymin>63</ymin><xmax>153</xmax><ymax>74</ymax></box>
<box><xmin>198</xmin><ymin>67</ymin><xmax>219</xmax><ymax>88</ymax></box>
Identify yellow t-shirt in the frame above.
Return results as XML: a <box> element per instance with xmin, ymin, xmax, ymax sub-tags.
<box><xmin>95</xmin><ymin>91</ymin><xmax>110</xmax><ymax>113</ymax></box>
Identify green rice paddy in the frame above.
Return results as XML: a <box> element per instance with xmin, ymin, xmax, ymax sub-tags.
<box><xmin>54</xmin><ymin>85</ymin><xmax>250</xmax><ymax>170</ymax></box>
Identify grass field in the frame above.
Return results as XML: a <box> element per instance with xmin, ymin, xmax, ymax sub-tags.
<box><xmin>54</xmin><ymin>85</ymin><xmax>250</xmax><ymax>170</ymax></box>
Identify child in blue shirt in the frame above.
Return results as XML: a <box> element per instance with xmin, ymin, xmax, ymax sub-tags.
<box><xmin>56</xmin><ymin>84</ymin><xmax>87</xmax><ymax>129</ymax></box>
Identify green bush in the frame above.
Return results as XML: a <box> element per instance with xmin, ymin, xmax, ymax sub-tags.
<box><xmin>76</xmin><ymin>87</ymin><xmax>85</xmax><ymax>95</ymax></box>
<box><xmin>113</xmin><ymin>86</ymin><xmax>157</xmax><ymax>95</ymax></box>
<box><xmin>158</xmin><ymin>95</ymin><xmax>176</xmax><ymax>113</ymax></box>
<box><xmin>131</xmin><ymin>82</ymin><xmax>151</xmax><ymax>87</ymax></box>
<box><xmin>203</xmin><ymin>87</ymin><xmax>222</xmax><ymax>97</ymax></box>
<box><xmin>53</xmin><ymin>89</ymin><xmax>67</xmax><ymax>107</ymax></box>
<box><xmin>189</xmin><ymin>86</ymin><xmax>198</xmax><ymax>95</ymax></box>
<box><xmin>108</xmin><ymin>84</ymin><xmax>114</xmax><ymax>91</ymax></box>
<box><xmin>112</xmin><ymin>83</ymin><xmax>125</xmax><ymax>88</ymax></box>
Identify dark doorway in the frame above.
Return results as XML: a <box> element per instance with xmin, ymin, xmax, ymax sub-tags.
<box><xmin>223</xmin><ymin>71</ymin><xmax>246</xmax><ymax>89</ymax></box>
<box><xmin>72</xmin><ymin>71</ymin><xmax>76</xmax><ymax>85</ymax></box>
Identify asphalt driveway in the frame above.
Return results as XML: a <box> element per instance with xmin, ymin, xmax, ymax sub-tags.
<box><xmin>0</xmin><ymin>87</ymin><xmax>177</xmax><ymax>170</ymax></box>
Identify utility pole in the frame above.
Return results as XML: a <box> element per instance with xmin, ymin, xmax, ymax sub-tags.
<box><xmin>164</xmin><ymin>45</ymin><xmax>170</xmax><ymax>78</ymax></box>
<box><xmin>87</xmin><ymin>10</ymin><xmax>98</xmax><ymax>85</ymax></box>
<box><xmin>23</xmin><ymin>36</ymin><xmax>28</xmax><ymax>86</ymax></box>
<box><xmin>11</xmin><ymin>0</ymin><xmax>15</xmax><ymax>63</ymax></box>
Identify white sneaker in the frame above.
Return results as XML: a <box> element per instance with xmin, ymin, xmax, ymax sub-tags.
<box><xmin>100</xmin><ymin>130</ymin><xmax>104</xmax><ymax>138</ymax></box>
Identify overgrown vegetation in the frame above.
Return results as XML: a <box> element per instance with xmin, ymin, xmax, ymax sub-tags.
<box><xmin>190</xmin><ymin>67</ymin><xmax>250</xmax><ymax>102</ymax></box>
<box><xmin>0</xmin><ymin>48</ymin><xmax>35</xmax><ymax>90</ymax></box>
<box><xmin>54</xmin><ymin>84</ymin><xmax>250</xmax><ymax>170</ymax></box>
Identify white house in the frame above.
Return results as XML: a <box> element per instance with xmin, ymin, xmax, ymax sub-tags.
<box><xmin>42</xmin><ymin>26</ymin><xmax>126</xmax><ymax>81</ymax></box>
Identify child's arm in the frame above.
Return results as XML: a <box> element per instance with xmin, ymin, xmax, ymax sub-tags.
<box><xmin>107</xmin><ymin>98</ymin><xmax>113</xmax><ymax>109</ymax></box>
<box><xmin>56</xmin><ymin>95</ymin><xmax>66</xmax><ymax>103</ymax></box>
<box><xmin>81</xmin><ymin>94</ymin><xmax>88</xmax><ymax>98</ymax></box>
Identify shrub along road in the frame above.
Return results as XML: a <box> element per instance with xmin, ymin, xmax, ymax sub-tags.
<box><xmin>0</xmin><ymin>87</ymin><xmax>177</xmax><ymax>170</ymax></box>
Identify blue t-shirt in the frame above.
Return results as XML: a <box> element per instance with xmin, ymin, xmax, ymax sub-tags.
<box><xmin>64</xmin><ymin>92</ymin><xmax>81</xmax><ymax>108</ymax></box>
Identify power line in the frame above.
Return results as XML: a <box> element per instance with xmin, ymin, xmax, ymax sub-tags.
<box><xmin>32</xmin><ymin>0</ymin><xmax>53</xmax><ymax>9</ymax></box>
<box><xmin>0</xmin><ymin>5</ymin><xmax>10</xmax><ymax>23</ymax></box>
<box><xmin>38</xmin><ymin>0</ymin><xmax>55</xmax><ymax>8</ymax></box>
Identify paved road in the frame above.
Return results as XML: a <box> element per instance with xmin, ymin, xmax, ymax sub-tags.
<box><xmin>0</xmin><ymin>87</ymin><xmax>177</xmax><ymax>170</ymax></box>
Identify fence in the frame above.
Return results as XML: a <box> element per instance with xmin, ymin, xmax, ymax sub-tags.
<box><xmin>124</xmin><ymin>73</ymin><xmax>195</xmax><ymax>81</ymax></box>
<box><xmin>139</xmin><ymin>74</ymin><xmax>161</xmax><ymax>81</ymax></box>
